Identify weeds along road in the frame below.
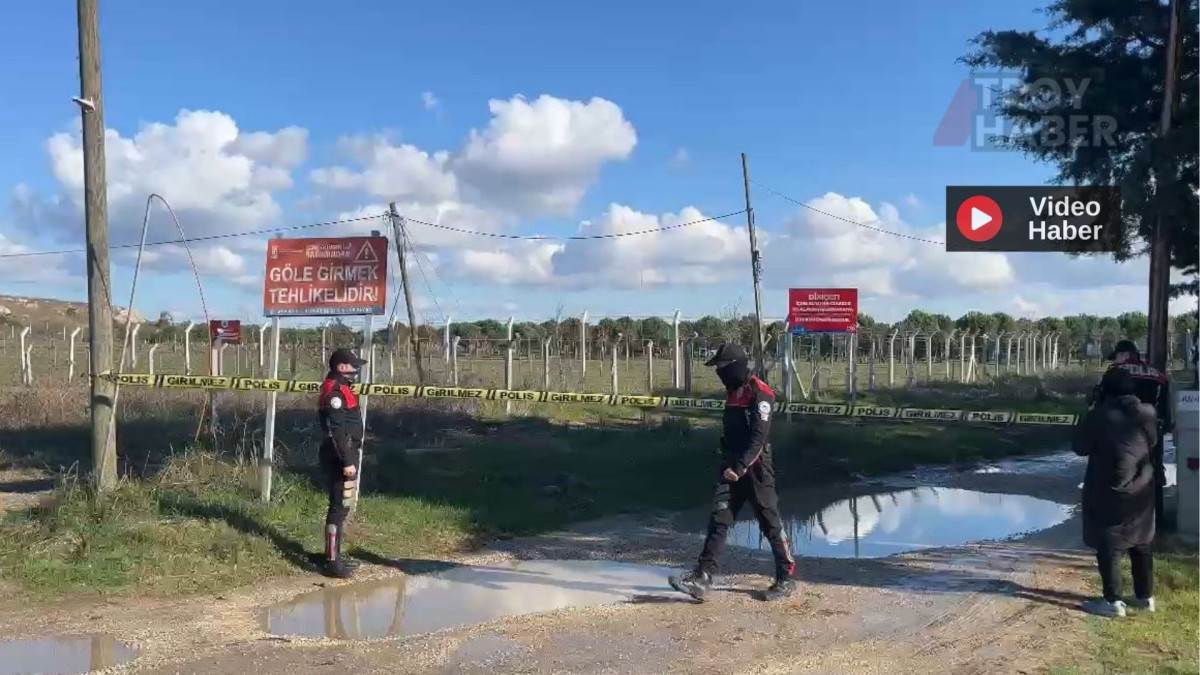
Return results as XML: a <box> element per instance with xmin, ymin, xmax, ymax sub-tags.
<box><xmin>0</xmin><ymin>370</ymin><xmax>1194</xmax><ymax>673</ymax></box>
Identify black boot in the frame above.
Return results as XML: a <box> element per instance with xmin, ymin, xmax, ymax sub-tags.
<box><xmin>322</xmin><ymin>523</ymin><xmax>356</xmax><ymax>579</ymax></box>
<box><xmin>761</xmin><ymin>568</ymin><xmax>796</xmax><ymax>601</ymax></box>
<box><xmin>668</xmin><ymin>568</ymin><xmax>713</xmax><ymax>601</ymax></box>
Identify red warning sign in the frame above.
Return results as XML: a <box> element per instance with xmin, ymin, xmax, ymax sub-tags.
<box><xmin>209</xmin><ymin>320</ymin><xmax>242</xmax><ymax>345</ymax></box>
<box><xmin>263</xmin><ymin>236</ymin><xmax>389</xmax><ymax>317</ymax></box>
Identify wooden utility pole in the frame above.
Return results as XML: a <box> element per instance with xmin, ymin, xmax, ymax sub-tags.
<box><xmin>389</xmin><ymin>203</ymin><xmax>425</xmax><ymax>384</ymax></box>
<box><xmin>1147</xmin><ymin>0</ymin><xmax>1185</xmax><ymax>373</ymax></box>
<box><xmin>77</xmin><ymin>0</ymin><xmax>117</xmax><ymax>491</ymax></box>
<box><xmin>741</xmin><ymin>153</ymin><xmax>767</xmax><ymax>379</ymax></box>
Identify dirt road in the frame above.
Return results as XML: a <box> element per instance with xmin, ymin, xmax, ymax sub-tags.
<box><xmin>0</xmin><ymin>454</ymin><xmax>1100</xmax><ymax>674</ymax></box>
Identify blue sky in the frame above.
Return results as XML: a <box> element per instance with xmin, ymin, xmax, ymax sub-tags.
<box><xmin>0</xmin><ymin>1</ymin><xmax>1190</xmax><ymax>326</ymax></box>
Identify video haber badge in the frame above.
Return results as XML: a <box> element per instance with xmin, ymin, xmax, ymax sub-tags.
<box><xmin>944</xmin><ymin>186</ymin><xmax>1121</xmax><ymax>252</ymax></box>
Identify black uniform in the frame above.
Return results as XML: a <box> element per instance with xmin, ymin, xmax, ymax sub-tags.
<box><xmin>669</xmin><ymin>343</ymin><xmax>796</xmax><ymax>602</ymax></box>
<box><xmin>1091</xmin><ymin>340</ymin><xmax>1173</xmax><ymax>531</ymax></box>
<box><xmin>318</xmin><ymin>349</ymin><xmax>366</xmax><ymax>578</ymax></box>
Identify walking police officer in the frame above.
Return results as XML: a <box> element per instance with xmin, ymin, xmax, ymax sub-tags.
<box><xmin>668</xmin><ymin>343</ymin><xmax>797</xmax><ymax>601</ymax></box>
<box><xmin>1092</xmin><ymin>340</ymin><xmax>1173</xmax><ymax>531</ymax></box>
<box><xmin>318</xmin><ymin>348</ymin><xmax>367</xmax><ymax>578</ymax></box>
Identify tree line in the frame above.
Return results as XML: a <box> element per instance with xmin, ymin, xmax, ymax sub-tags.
<box><xmin>137</xmin><ymin>309</ymin><xmax>1199</xmax><ymax>353</ymax></box>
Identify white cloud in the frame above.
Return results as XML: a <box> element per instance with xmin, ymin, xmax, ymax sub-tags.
<box><xmin>669</xmin><ymin>148</ymin><xmax>690</xmax><ymax>169</ymax></box>
<box><xmin>769</xmin><ymin>192</ymin><xmax>1014</xmax><ymax>304</ymax></box>
<box><xmin>451</xmin><ymin>95</ymin><xmax>636</xmax><ymax>216</ymax></box>
<box><xmin>421</xmin><ymin>91</ymin><xmax>440</xmax><ymax>111</ymax></box>
<box><xmin>313</xmin><ymin>95</ymin><xmax>635</xmax><ymax>221</ymax></box>
<box><xmin>311</xmin><ymin>141</ymin><xmax>457</xmax><ymax>203</ymax></box>
<box><xmin>548</xmin><ymin>204</ymin><xmax>747</xmax><ymax>289</ymax></box>
<box><xmin>904</xmin><ymin>193</ymin><xmax>922</xmax><ymax>211</ymax></box>
<box><xmin>19</xmin><ymin>110</ymin><xmax>307</xmax><ymax>288</ymax></box>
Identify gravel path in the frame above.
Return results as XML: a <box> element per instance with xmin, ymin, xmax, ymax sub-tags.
<box><xmin>0</xmin><ymin>452</ymin><xmax>1098</xmax><ymax>674</ymax></box>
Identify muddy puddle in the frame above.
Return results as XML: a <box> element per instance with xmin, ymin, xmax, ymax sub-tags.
<box><xmin>263</xmin><ymin>560</ymin><xmax>677</xmax><ymax>640</ymax></box>
<box><xmin>0</xmin><ymin>634</ymin><xmax>137</xmax><ymax>675</ymax></box>
<box><xmin>682</xmin><ymin>487</ymin><xmax>1073</xmax><ymax>559</ymax></box>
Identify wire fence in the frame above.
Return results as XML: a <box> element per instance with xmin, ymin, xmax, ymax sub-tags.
<box><xmin>3</xmin><ymin>326</ymin><xmax>1194</xmax><ymax>399</ymax></box>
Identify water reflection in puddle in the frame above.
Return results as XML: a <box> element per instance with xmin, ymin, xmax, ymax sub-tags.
<box><xmin>0</xmin><ymin>635</ymin><xmax>137</xmax><ymax>675</ymax></box>
<box><xmin>263</xmin><ymin>560</ymin><xmax>677</xmax><ymax>640</ymax></box>
<box><xmin>725</xmin><ymin>487</ymin><xmax>1072</xmax><ymax>558</ymax></box>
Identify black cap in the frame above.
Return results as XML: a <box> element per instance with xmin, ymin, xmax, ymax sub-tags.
<box><xmin>704</xmin><ymin>343</ymin><xmax>748</xmax><ymax>368</ymax></box>
<box><xmin>1107</xmin><ymin>339</ymin><xmax>1140</xmax><ymax>361</ymax></box>
<box><xmin>329</xmin><ymin>348</ymin><xmax>367</xmax><ymax>370</ymax></box>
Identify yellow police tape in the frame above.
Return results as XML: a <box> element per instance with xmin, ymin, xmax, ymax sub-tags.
<box><xmin>102</xmin><ymin>373</ymin><xmax>1079</xmax><ymax>427</ymax></box>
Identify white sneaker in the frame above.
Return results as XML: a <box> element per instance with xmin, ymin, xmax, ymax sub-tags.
<box><xmin>1081</xmin><ymin>598</ymin><xmax>1127</xmax><ymax>618</ymax></box>
<box><xmin>1127</xmin><ymin>596</ymin><xmax>1156</xmax><ymax>612</ymax></box>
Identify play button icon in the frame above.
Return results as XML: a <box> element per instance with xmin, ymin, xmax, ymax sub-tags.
<box><xmin>955</xmin><ymin>196</ymin><xmax>1003</xmax><ymax>242</ymax></box>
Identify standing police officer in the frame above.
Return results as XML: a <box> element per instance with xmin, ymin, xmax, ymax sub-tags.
<box><xmin>1092</xmin><ymin>340</ymin><xmax>1173</xmax><ymax>531</ymax></box>
<box><xmin>318</xmin><ymin>348</ymin><xmax>367</xmax><ymax>579</ymax></box>
<box><xmin>668</xmin><ymin>343</ymin><xmax>797</xmax><ymax>601</ymax></box>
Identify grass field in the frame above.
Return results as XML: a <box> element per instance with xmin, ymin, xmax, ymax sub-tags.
<box><xmin>0</xmin><ymin>369</ymin><xmax>1086</xmax><ymax>599</ymax></box>
<box><xmin>1049</xmin><ymin>543</ymin><xmax>1200</xmax><ymax>675</ymax></box>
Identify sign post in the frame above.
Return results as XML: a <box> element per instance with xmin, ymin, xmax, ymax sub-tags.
<box><xmin>262</xmin><ymin>235</ymin><xmax>389</xmax><ymax>503</ymax></box>
<box><xmin>788</xmin><ymin>288</ymin><xmax>859</xmax><ymax>400</ymax></box>
<box><xmin>207</xmin><ymin>320</ymin><xmax>242</xmax><ymax>435</ymax></box>
<box><xmin>260</xmin><ymin>317</ymin><xmax>281</xmax><ymax>502</ymax></box>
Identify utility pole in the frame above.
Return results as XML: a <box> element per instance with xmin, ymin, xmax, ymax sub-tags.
<box><xmin>389</xmin><ymin>203</ymin><xmax>425</xmax><ymax>384</ymax></box>
<box><xmin>741</xmin><ymin>153</ymin><xmax>767</xmax><ymax>379</ymax></box>
<box><xmin>77</xmin><ymin>0</ymin><xmax>117</xmax><ymax>491</ymax></box>
<box><xmin>1147</xmin><ymin>0</ymin><xmax>1184</xmax><ymax>373</ymax></box>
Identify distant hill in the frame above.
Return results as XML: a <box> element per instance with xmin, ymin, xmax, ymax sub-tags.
<box><xmin>0</xmin><ymin>295</ymin><xmax>146</xmax><ymax>340</ymax></box>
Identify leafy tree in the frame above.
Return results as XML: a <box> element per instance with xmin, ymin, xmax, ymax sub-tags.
<box><xmin>1117</xmin><ymin>311</ymin><xmax>1150</xmax><ymax>341</ymax></box>
<box><xmin>961</xmin><ymin>0</ymin><xmax>1199</xmax><ymax>293</ymax></box>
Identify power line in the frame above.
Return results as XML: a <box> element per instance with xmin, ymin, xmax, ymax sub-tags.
<box><xmin>403</xmin><ymin>209</ymin><xmax>748</xmax><ymax>241</ymax></box>
<box><xmin>405</xmin><ymin>235</ymin><xmax>447</xmax><ymax>323</ymax></box>
<box><xmin>0</xmin><ymin>212</ymin><xmax>389</xmax><ymax>260</ymax></box>
<box><xmin>403</xmin><ymin>225</ymin><xmax>465</xmax><ymax>314</ymax></box>
<box><xmin>750</xmin><ymin>180</ymin><xmax>945</xmax><ymax>245</ymax></box>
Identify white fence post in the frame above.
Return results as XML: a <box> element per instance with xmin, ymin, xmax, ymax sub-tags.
<box><xmin>451</xmin><ymin>336</ymin><xmax>461</xmax><ymax>386</ymax></box>
<box><xmin>646</xmin><ymin>340</ymin><xmax>654</xmax><ymax>392</ymax></box>
<box><xmin>258</xmin><ymin>324</ymin><xmax>268</xmax><ymax>372</ymax></box>
<box><xmin>444</xmin><ymin>315</ymin><xmax>453</xmax><ymax>365</ymax></box>
<box><xmin>184</xmin><ymin>322</ymin><xmax>197</xmax><ymax>375</ymax></box>
<box><xmin>130</xmin><ymin>323</ymin><xmax>142</xmax><ymax>368</ymax></box>
<box><xmin>148</xmin><ymin>344</ymin><xmax>160</xmax><ymax>375</ymax></box>
<box><xmin>18</xmin><ymin>327</ymin><xmax>30</xmax><ymax>385</ymax></box>
<box><xmin>504</xmin><ymin>318</ymin><xmax>515</xmax><ymax>414</ymax></box>
<box><xmin>579</xmin><ymin>311</ymin><xmax>589</xmax><ymax>386</ymax></box>
<box><xmin>672</xmin><ymin>310</ymin><xmax>681</xmax><ymax>388</ymax></box>
<box><xmin>888</xmin><ymin>329</ymin><xmax>898</xmax><ymax>387</ymax></box>
<box><xmin>68</xmin><ymin>327</ymin><xmax>82</xmax><ymax>380</ymax></box>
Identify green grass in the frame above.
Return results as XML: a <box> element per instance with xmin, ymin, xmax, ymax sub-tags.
<box><xmin>0</xmin><ymin>394</ymin><xmax>1070</xmax><ymax>600</ymax></box>
<box><xmin>1048</xmin><ymin>545</ymin><xmax>1199</xmax><ymax>675</ymax></box>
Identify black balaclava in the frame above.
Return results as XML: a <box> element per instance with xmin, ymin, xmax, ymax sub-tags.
<box><xmin>328</xmin><ymin>349</ymin><xmax>364</xmax><ymax>382</ymax></box>
<box><xmin>716</xmin><ymin>358</ymin><xmax>750</xmax><ymax>392</ymax></box>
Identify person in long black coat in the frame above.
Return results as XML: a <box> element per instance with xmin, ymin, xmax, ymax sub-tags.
<box><xmin>1073</xmin><ymin>367</ymin><xmax>1159</xmax><ymax>618</ymax></box>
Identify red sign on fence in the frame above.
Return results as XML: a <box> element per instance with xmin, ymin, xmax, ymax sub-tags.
<box><xmin>209</xmin><ymin>320</ymin><xmax>242</xmax><ymax>345</ymax></box>
<box><xmin>263</xmin><ymin>236</ymin><xmax>389</xmax><ymax>317</ymax></box>
<box><xmin>787</xmin><ymin>288</ymin><xmax>859</xmax><ymax>334</ymax></box>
